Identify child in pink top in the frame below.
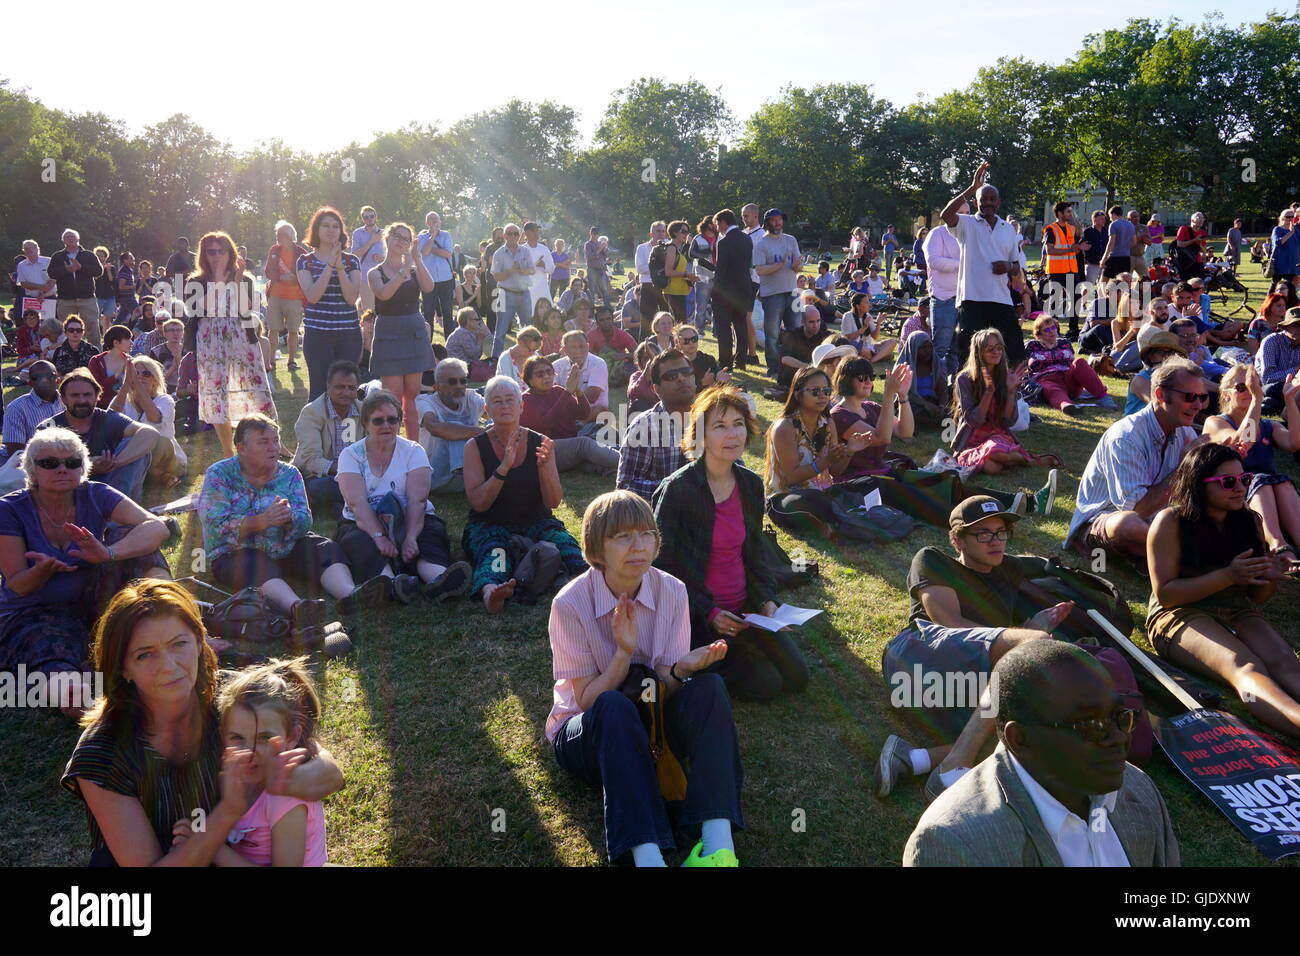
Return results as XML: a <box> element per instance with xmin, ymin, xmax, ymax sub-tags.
<box><xmin>216</xmin><ymin>657</ymin><xmax>329</xmax><ymax>866</ymax></box>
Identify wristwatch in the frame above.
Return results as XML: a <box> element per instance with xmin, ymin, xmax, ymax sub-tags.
<box><xmin>372</xmin><ymin>531</ymin><xmax>385</xmax><ymax>539</ymax></box>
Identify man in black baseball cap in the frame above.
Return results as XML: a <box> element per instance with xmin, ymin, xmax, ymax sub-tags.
<box><xmin>872</xmin><ymin>495</ymin><xmax>1074</xmax><ymax>801</ymax></box>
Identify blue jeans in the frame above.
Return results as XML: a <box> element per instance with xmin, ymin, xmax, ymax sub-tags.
<box><xmin>931</xmin><ymin>295</ymin><xmax>958</xmax><ymax>376</ymax></box>
<box><xmin>492</xmin><ymin>289</ymin><xmax>531</xmax><ymax>359</ymax></box>
<box><xmin>305</xmin><ymin>474</ymin><xmax>343</xmax><ymax>515</ymax></box>
<box><xmin>552</xmin><ymin>673</ymin><xmax>744</xmax><ymax>863</ymax></box>
<box><xmin>588</xmin><ymin>269</ymin><xmax>613</xmax><ymax>308</ymax></box>
<box><xmin>759</xmin><ymin>291</ymin><xmax>797</xmax><ymax>375</ymax></box>
<box><xmin>102</xmin><ymin>437</ymin><xmax>150</xmax><ymax>502</ymax></box>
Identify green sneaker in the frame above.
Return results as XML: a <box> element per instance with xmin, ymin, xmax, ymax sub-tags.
<box><xmin>681</xmin><ymin>841</ymin><xmax>739</xmax><ymax>867</ymax></box>
<box><xmin>1035</xmin><ymin>469</ymin><xmax>1058</xmax><ymax>517</ymax></box>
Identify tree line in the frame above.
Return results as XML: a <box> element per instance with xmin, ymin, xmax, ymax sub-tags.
<box><xmin>0</xmin><ymin>13</ymin><xmax>1295</xmax><ymax>265</ymax></box>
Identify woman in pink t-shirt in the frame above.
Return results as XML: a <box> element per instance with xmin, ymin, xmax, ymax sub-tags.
<box><xmin>652</xmin><ymin>386</ymin><xmax>810</xmax><ymax>701</ymax></box>
<box><xmin>213</xmin><ymin>658</ymin><xmax>329</xmax><ymax>866</ymax></box>
<box><xmin>547</xmin><ymin>491</ymin><xmax>740</xmax><ymax>866</ymax></box>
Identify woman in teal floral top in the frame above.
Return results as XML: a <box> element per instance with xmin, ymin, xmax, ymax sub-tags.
<box><xmin>196</xmin><ymin>414</ymin><xmax>388</xmax><ymax>628</ymax></box>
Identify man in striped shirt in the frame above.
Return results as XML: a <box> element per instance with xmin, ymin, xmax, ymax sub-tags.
<box><xmin>616</xmin><ymin>349</ymin><xmax>697</xmax><ymax>500</ymax></box>
<box><xmin>1066</xmin><ymin>358</ymin><xmax>1207</xmax><ymax>564</ymax></box>
<box><xmin>1254</xmin><ymin>310</ymin><xmax>1300</xmax><ymax>413</ymax></box>
<box><xmin>0</xmin><ymin>361</ymin><xmax>64</xmax><ymax>491</ymax></box>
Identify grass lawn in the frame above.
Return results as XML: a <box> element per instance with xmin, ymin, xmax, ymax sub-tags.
<box><xmin>1</xmin><ymin>254</ymin><xmax>1297</xmax><ymax>867</ymax></box>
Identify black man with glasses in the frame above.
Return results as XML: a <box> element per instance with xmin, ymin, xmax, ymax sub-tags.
<box><xmin>905</xmin><ymin>639</ymin><xmax>1180</xmax><ymax>866</ymax></box>
<box><xmin>875</xmin><ymin>496</ymin><xmax>1070</xmax><ymax>803</ymax></box>
<box><xmin>1068</xmin><ymin>358</ymin><xmax>1207</xmax><ymax>566</ymax></box>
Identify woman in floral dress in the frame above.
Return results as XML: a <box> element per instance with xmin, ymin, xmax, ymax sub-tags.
<box><xmin>184</xmin><ymin>231</ymin><xmax>276</xmax><ymax>457</ymax></box>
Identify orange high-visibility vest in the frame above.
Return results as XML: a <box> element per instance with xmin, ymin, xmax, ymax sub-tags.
<box><xmin>1042</xmin><ymin>221</ymin><xmax>1077</xmax><ymax>274</ymax></box>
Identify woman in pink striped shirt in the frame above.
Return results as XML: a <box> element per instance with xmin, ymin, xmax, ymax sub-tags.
<box><xmin>547</xmin><ymin>491</ymin><xmax>743</xmax><ymax>867</ymax></box>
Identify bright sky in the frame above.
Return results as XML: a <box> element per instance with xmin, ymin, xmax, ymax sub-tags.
<box><xmin>5</xmin><ymin>0</ymin><xmax>1286</xmax><ymax>153</ymax></box>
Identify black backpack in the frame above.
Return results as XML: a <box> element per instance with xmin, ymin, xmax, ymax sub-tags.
<box><xmin>647</xmin><ymin>241</ymin><xmax>672</xmax><ymax>289</ymax></box>
<box><xmin>1013</xmin><ymin>555</ymin><xmax>1133</xmax><ymax>643</ymax></box>
<box><xmin>761</xmin><ymin>525</ymin><xmax>819</xmax><ymax>590</ymax></box>
<box><xmin>201</xmin><ymin>586</ymin><xmax>291</xmax><ymax>644</ymax></box>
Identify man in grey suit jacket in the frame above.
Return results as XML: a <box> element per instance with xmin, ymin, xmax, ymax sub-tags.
<box><xmin>905</xmin><ymin>641</ymin><xmax>1180</xmax><ymax>866</ymax></box>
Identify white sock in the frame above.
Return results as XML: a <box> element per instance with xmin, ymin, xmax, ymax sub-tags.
<box><xmin>700</xmin><ymin>818</ymin><xmax>734</xmax><ymax>857</ymax></box>
<box><xmin>909</xmin><ymin>749</ymin><xmax>932</xmax><ymax>776</ymax></box>
<box><xmin>938</xmin><ymin>766</ymin><xmax>969</xmax><ymax>789</ymax></box>
<box><xmin>631</xmin><ymin>842</ymin><xmax>666</xmax><ymax>867</ymax></box>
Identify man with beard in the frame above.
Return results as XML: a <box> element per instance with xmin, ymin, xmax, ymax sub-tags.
<box><xmin>35</xmin><ymin>369</ymin><xmax>157</xmax><ymax>502</ymax></box>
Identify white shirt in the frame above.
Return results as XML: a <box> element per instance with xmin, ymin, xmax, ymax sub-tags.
<box><xmin>551</xmin><ymin>352</ymin><xmax>609</xmax><ymax>408</ymax></box>
<box><xmin>336</xmin><ymin>436</ymin><xmax>435</xmax><ymax>521</ymax></box>
<box><xmin>922</xmin><ymin>226</ymin><xmax>961</xmax><ymax>301</ymax></box>
<box><xmin>16</xmin><ymin>256</ymin><xmax>52</xmax><ymax>295</ymax></box>
<box><xmin>1007</xmin><ymin>748</ymin><xmax>1130</xmax><ymax>867</ymax></box>
<box><xmin>634</xmin><ymin>241</ymin><xmax>654</xmax><ymax>284</ymax></box>
<box><xmin>864</xmin><ymin>276</ymin><xmax>885</xmax><ymax>297</ymax></box>
<box><xmin>123</xmin><ymin>392</ymin><xmax>186</xmax><ymax>466</ymax></box>
<box><xmin>523</xmin><ymin>241</ymin><xmax>554</xmax><ymax>305</ymax></box>
<box><xmin>950</xmin><ymin>213</ymin><xmax>1022</xmax><ymax>306</ymax></box>
<box><xmin>744</xmin><ymin>224</ymin><xmax>762</xmax><ymax>283</ymax></box>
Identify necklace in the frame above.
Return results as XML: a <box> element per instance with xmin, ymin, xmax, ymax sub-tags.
<box><xmin>36</xmin><ymin>494</ymin><xmax>76</xmax><ymax>533</ymax></box>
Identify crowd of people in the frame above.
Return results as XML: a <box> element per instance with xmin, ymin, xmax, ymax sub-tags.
<box><xmin>5</xmin><ymin>176</ymin><xmax>1300</xmax><ymax>868</ymax></box>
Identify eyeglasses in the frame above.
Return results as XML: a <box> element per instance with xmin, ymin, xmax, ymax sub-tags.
<box><xmin>369</xmin><ymin>416</ymin><xmax>401</xmax><ymax>426</ymax></box>
<box><xmin>801</xmin><ymin>386</ymin><xmax>833</xmax><ymax>397</ymax></box>
<box><xmin>657</xmin><ymin>367</ymin><xmax>693</xmax><ymax>382</ymax></box>
<box><xmin>441</xmin><ymin>377</ymin><xmax>469</xmax><ymax>386</ymax></box>
<box><xmin>35</xmin><ymin>457</ymin><xmax>84</xmax><ymax>470</ymax></box>
<box><xmin>1025</xmin><ymin>706</ymin><xmax>1138</xmax><ymax>744</ymax></box>
<box><xmin>965</xmin><ymin>528</ymin><xmax>1011</xmax><ymax>543</ymax></box>
<box><xmin>610</xmin><ymin>529</ymin><xmax>660</xmax><ymax>547</ymax></box>
<box><xmin>1039</xmin><ymin>324</ymin><xmax>1059</xmax><ymax>333</ymax></box>
<box><xmin>390</xmin><ymin>235</ymin><xmax>412</xmax><ymax>244</ymax></box>
<box><xmin>1203</xmin><ymin>473</ymin><xmax>1254</xmax><ymax>490</ymax></box>
<box><xmin>1166</xmin><ymin>387</ymin><xmax>1211</xmax><ymax>405</ymax></box>
<box><xmin>136</xmin><ymin>369</ymin><xmax>154</xmax><ymax>377</ymax></box>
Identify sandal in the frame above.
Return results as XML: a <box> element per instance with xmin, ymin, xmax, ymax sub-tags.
<box><xmin>1032</xmin><ymin>453</ymin><xmax>1064</xmax><ymax>468</ymax></box>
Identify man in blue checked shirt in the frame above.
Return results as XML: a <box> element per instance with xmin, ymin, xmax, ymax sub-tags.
<box><xmin>1254</xmin><ymin>309</ymin><xmax>1300</xmax><ymax>414</ymax></box>
<box><xmin>616</xmin><ymin>349</ymin><xmax>697</xmax><ymax>501</ymax></box>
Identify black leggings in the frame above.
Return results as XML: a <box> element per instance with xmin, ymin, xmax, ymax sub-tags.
<box><xmin>698</xmin><ymin>624</ymin><xmax>808</xmax><ymax>702</ymax></box>
<box><xmin>766</xmin><ymin>474</ymin><xmax>1018</xmax><ymax>536</ymax></box>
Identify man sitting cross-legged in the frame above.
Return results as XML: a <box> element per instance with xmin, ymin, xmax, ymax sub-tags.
<box><xmin>874</xmin><ymin>496</ymin><xmax>1072</xmax><ymax>801</ymax></box>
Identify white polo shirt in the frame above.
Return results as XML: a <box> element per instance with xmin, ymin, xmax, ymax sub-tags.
<box><xmin>551</xmin><ymin>352</ymin><xmax>609</xmax><ymax>408</ymax></box>
<box><xmin>951</xmin><ymin>213</ymin><xmax>1022</xmax><ymax>306</ymax></box>
<box><xmin>635</xmin><ymin>241</ymin><xmax>654</xmax><ymax>284</ymax></box>
<box><xmin>16</xmin><ymin>256</ymin><xmax>52</xmax><ymax>295</ymax></box>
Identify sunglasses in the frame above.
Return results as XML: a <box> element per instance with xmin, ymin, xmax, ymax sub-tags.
<box><xmin>1232</xmin><ymin>383</ymin><xmax>1251</xmax><ymax>392</ymax></box>
<box><xmin>369</xmin><ymin>416</ymin><xmax>401</xmax><ymax>426</ymax></box>
<box><xmin>1039</xmin><ymin>324</ymin><xmax>1059</xmax><ymax>333</ymax></box>
<box><xmin>136</xmin><ymin>368</ymin><xmax>154</xmax><ymax>377</ymax></box>
<box><xmin>441</xmin><ymin>377</ymin><xmax>469</xmax><ymax>386</ymax></box>
<box><xmin>801</xmin><ymin>386</ymin><xmax>833</xmax><ymax>397</ymax></box>
<box><xmin>658</xmin><ymin>367</ymin><xmax>693</xmax><ymax>382</ymax></box>
<box><xmin>203</xmin><ymin>248</ymin><xmax>228</xmax><ymax>256</ymax></box>
<box><xmin>65</xmin><ymin>326</ymin><xmax>84</xmax><ymax>333</ymax></box>
<box><xmin>1203</xmin><ymin>473</ymin><xmax>1255</xmax><ymax>490</ymax></box>
<box><xmin>1166</xmin><ymin>387</ymin><xmax>1211</xmax><ymax>405</ymax></box>
<box><xmin>1025</xmin><ymin>706</ymin><xmax>1138</xmax><ymax>744</ymax></box>
<box><xmin>35</xmin><ymin>457</ymin><xmax>84</xmax><ymax>470</ymax></box>
<box><xmin>678</xmin><ymin>334</ymin><xmax>699</xmax><ymax>343</ymax></box>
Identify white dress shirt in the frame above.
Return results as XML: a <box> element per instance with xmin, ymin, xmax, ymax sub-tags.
<box><xmin>634</xmin><ymin>241</ymin><xmax>653</xmax><ymax>284</ymax></box>
<box><xmin>922</xmin><ymin>226</ymin><xmax>961</xmax><ymax>301</ymax></box>
<box><xmin>523</xmin><ymin>241</ymin><xmax>554</xmax><ymax>305</ymax></box>
<box><xmin>951</xmin><ymin>213</ymin><xmax>1022</xmax><ymax>306</ymax></box>
<box><xmin>1007</xmin><ymin>748</ymin><xmax>1130</xmax><ymax>867</ymax></box>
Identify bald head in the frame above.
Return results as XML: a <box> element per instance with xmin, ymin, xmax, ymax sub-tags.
<box><xmin>975</xmin><ymin>184</ymin><xmax>1000</xmax><ymax>219</ymax></box>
